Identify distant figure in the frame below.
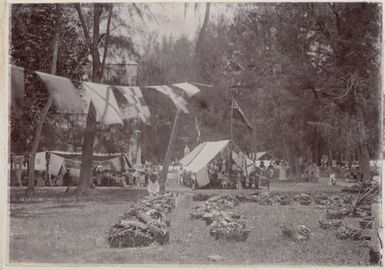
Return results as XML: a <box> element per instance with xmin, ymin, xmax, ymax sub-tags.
<box><xmin>147</xmin><ymin>172</ymin><xmax>160</xmax><ymax>195</ymax></box>
<box><xmin>355</xmin><ymin>167</ymin><xmax>364</xmax><ymax>182</ymax></box>
<box><xmin>314</xmin><ymin>165</ymin><xmax>320</xmax><ymax>181</ymax></box>
<box><xmin>372</xmin><ymin>174</ymin><xmax>380</xmax><ymax>183</ymax></box>
<box><xmin>279</xmin><ymin>161</ymin><xmax>288</xmax><ymax>181</ymax></box>
<box><xmin>63</xmin><ymin>169</ymin><xmax>72</xmax><ymax>192</ymax></box>
<box><xmin>259</xmin><ymin>161</ymin><xmax>266</xmax><ymax>170</ymax></box>
<box><xmin>178</xmin><ymin>167</ymin><xmax>184</xmax><ymax>185</ymax></box>
<box><xmin>184</xmin><ymin>145</ymin><xmax>190</xmax><ymax>156</ymax></box>
<box><xmin>144</xmin><ymin>170</ymin><xmax>149</xmax><ymax>187</ymax></box>
<box><xmin>268</xmin><ymin>162</ymin><xmax>275</xmax><ymax>179</ymax></box>
<box><xmin>329</xmin><ymin>173</ymin><xmax>336</xmax><ymax>186</ymax></box>
<box><xmin>249</xmin><ymin>165</ymin><xmax>259</xmax><ymax>189</ymax></box>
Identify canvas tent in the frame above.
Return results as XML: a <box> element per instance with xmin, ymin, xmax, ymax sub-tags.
<box><xmin>33</xmin><ymin>151</ymin><xmax>130</xmax><ymax>177</ymax></box>
<box><xmin>180</xmin><ymin>140</ymin><xmax>254</xmax><ymax>187</ymax></box>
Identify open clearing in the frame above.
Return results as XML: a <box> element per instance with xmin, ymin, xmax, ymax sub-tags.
<box><xmin>8</xmin><ymin>179</ymin><xmax>375</xmax><ymax>265</ymax></box>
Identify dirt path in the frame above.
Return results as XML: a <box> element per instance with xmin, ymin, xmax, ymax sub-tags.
<box><xmin>169</xmin><ymin>193</ymin><xmax>193</xmax><ymax>243</ymax></box>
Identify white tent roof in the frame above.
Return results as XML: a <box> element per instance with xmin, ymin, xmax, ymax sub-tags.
<box><xmin>182</xmin><ymin>140</ymin><xmax>230</xmax><ymax>173</ymax></box>
<box><xmin>256</xmin><ymin>152</ymin><xmax>267</xmax><ymax>160</ymax></box>
<box><xmin>180</xmin><ymin>142</ymin><xmax>205</xmax><ymax>166</ymax></box>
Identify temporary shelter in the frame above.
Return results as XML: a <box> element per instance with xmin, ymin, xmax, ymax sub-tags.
<box><xmin>180</xmin><ymin>140</ymin><xmax>254</xmax><ymax>187</ymax></box>
<box><xmin>33</xmin><ymin>151</ymin><xmax>131</xmax><ymax>177</ymax></box>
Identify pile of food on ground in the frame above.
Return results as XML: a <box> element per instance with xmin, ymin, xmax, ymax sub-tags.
<box><xmin>271</xmin><ymin>193</ymin><xmax>292</xmax><ymax>205</ymax></box>
<box><xmin>210</xmin><ymin>215</ymin><xmax>250</xmax><ymax>241</ymax></box>
<box><xmin>190</xmin><ymin>194</ymin><xmax>250</xmax><ymax>241</ymax></box>
<box><xmin>318</xmin><ymin>185</ymin><xmax>378</xmax><ymax>243</ymax></box>
<box><xmin>107</xmin><ymin>192</ymin><xmax>177</xmax><ymax>248</ymax></box>
<box><xmin>190</xmin><ymin>194</ymin><xmax>240</xmax><ymax>219</ymax></box>
<box><xmin>336</xmin><ymin>224</ymin><xmax>362</xmax><ymax>240</ymax></box>
<box><xmin>293</xmin><ymin>193</ymin><xmax>312</xmax><ymax>205</ymax></box>
<box><xmin>314</xmin><ymin>193</ymin><xmax>341</xmax><ymax>206</ymax></box>
<box><xmin>280</xmin><ymin>224</ymin><xmax>312</xmax><ymax>242</ymax></box>
<box><xmin>341</xmin><ymin>181</ymin><xmax>380</xmax><ymax>194</ymax></box>
<box><xmin>319</xmin><ymin>218</ymin><xmax>342</xmax><ymax>229</ymax></box>
<box><xmin>192</xmin><ymin>193</ymin><xmax>212</xmax><ymax>201</ymax></box>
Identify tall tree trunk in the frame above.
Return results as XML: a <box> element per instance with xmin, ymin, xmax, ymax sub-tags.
<box><xmin>77</xmin><ymin>104</ymin><xmax>97</xmax><ymax>194</ymax></box>
<box><xmin>314</xmin><ymin>127</ymin><xmax>319</xmax><ymax>165</ymax></box>
<box><xmin>76</xmin><ymin>3</ymin><xmax>111</xmax><ymax>195</ymax></box>
<box><xmin>354</xmin><ymin>87</ymin><xmax>371</xmax><ymax>180</ymax></box>
<box><xmin>26</xmin><ymin>21</ymin><xmax>60</xmax><ymax>195</ymax></box>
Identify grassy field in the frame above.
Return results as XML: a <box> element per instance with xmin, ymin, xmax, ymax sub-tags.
<box><xmin>8</xmin><ymin>179</ymin><xmax>377</xmax><ymax>266</ymax></box>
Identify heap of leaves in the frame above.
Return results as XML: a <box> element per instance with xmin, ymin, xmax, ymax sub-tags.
<box><xmin>190</xmin><ymin>194</ymin><xmax>240</xmax><ymax>219</ymax></box>
<box><xmin>280</xmin><ymin>224</ymin><xmax>312</xmax><ymax>242</ymax></box>
<box><xmin>293</xmin><ymin>193</ymin><xmax>312</xmax><ymax>205</ymax></box>
<box><xmin>107</xmin><ymin>192</ymin><xmax>177</xmax><ymax>248</ymax></box>
<box><xmin>210</xmin><ymin>215</ymin><xmax>250</xmax><ymax>241</ymax></box>
<box><xmin>318</xmin><ymin>183</ymin><xmax>378</xmax><ymax>242</ymax></box>
<box><xmin>190</xmin><ymin>195</ymin><xmax>250</xmax><ymax>241</ymax></box>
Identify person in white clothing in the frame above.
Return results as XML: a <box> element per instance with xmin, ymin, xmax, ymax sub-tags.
<box><xmin>329</xmin><ymin>173</ymin><xmax>336</xmax><ymax>185</ymax></box>
<box><xmin>147</xmin><ymin>172</ymin><xmax>160</xmax><ymax>195</ymax></box>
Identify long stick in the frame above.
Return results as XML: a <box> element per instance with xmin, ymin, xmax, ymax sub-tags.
<box><xmin>230</xmin><ymin>96</ymin><xmax>234</xmax><ymax>141</ymax></box>
<box><xmin>159</xmin><ymin>107</ymin><xmax>181</xmax><ymax>193</ymax></box>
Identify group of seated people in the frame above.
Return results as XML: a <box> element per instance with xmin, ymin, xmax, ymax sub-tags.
<box><xmin>180</xmin><ymin>160</ymin><xmax>276</xmax><ymax>190</ymax></box>
<box><xmin>91</xmin><ymin>165</ymin><xmax>160</xmax><ymax>187</ymax></box>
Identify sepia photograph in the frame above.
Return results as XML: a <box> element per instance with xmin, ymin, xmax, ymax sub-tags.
<box><xmin>6</xmin><ymin>1</ymin><xmax>383</xmax><ymax>267</ymax></box>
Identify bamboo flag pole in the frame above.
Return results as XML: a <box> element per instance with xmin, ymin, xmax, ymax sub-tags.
<box><xmin>159</xmin><ymin>106</ymin><xmax>181</xmax><ymax>193</ymax></box>
<box><xmin>230</xmin><ymin>95</ymin><xmax>234</xmax><ymax>142</ymax></box>
<box><xmin>26</xmin><ymin>12</ymin><xmax>60</xmax><ymax>195</ymax></box>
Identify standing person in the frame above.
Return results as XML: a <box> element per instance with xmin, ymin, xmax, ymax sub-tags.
<box><xmin>178</xmin><ymin>166</ymin><xmax>184</xmax><ymax>185</ymax></box>
<box><xmin>63</xmin><ymin>168</ymin><xmax>72</xmax><ymax>193</ymax></box>
<box><xmin>144</xmin><ymin>169</ymin><xmax>149</xmax><ymax>187</ymax></box>
<box><xmin>147</xmin><ymin>172</ymin><xmax>160</xmax><ymax>195</ymax></box>
<box><xmin>268</xmin><ymin>162</ymin><xmax>275</xmax><ymax>179</ymax></box>
<box><xmin>279</xmin><ymin>160</ymin><xmax>288</xmax><ymax>181</ymax></box>
<box><xmin>314</xmin><ymin>164</ymin><xmax>320</xmax><ymax>182</ymax></box>
<box><xmin>329</xmin><ymin>172</ymin><xmax>336</xmax><ymax>185</ymax></box>
<box><xmin>249</xmin><ymin>165</ymin><xmax>259</xmax><ymax>189</ymax></box>
<box><xmin>259</xmin><ymin>161</ymin><xmax>266</xmax><ymax>170</ymax></box>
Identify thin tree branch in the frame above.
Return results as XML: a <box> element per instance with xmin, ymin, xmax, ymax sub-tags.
<box><xmin>195</xmin><ymin>2</ymin><xmax>211</xmax><ymax>54</ymax></box>
<box><xmin>75</xmin><ymin>4</ymin><xmax>92</xmax><ymax>48</ymax></box>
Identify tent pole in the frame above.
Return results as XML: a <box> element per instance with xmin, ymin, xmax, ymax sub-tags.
<box><xmin>159</xmin><ymin>106</ymin><xmax>181</xmax><ymax>193</ymax></box>
<box><xmin>230</xmin><ymin>95</ymin><xmax>234</xmax><ymax>141</ymax></box>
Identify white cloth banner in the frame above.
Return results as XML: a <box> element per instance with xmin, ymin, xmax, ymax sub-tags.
<box><xmin>36</xmin><ymin>72</ymin><xmax>90</xmax><ymax>113</ymax></box>
<box><xmin>35</xmin><ymin>151</ymin><xmax>47</xmax><ymax>171</ymax></box>
<box><xmin>48</xmin><ymin>153</ymin><xmax>65</xmax><ymax>176</ymax></box>
<box><xmin>173</xmin><ymin>82</ymin><xmax>200</xmax><ymax>97</ymax></box>
<box><xmin>116</xmin><ymin>86</ymin><xmax>151</xmax><ymax>123</ymax></box>
<box><xmin>148</xmin><ymin>85</ymin><xmax>189</xmax><ymax>113</ymax></box>
<box><xmin>110</xmin><ymin>156</ymin><xmax>122</xmax><ymax>172</ymax></box>
<box><xmin>196</xmin><ymin>166</ymin><xmax>210</xmax><ymax>187</ymax></box>
<box><xmin>82</xmin><ymin>82</ymin><xmax>123</xmax><ymax>125</ymax></box>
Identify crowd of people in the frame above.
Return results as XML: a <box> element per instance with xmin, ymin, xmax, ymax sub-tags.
<box><xmin>178</xmin><ymin>159</ymin><xmax>282</xmax><ymax>190</ymax></box>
